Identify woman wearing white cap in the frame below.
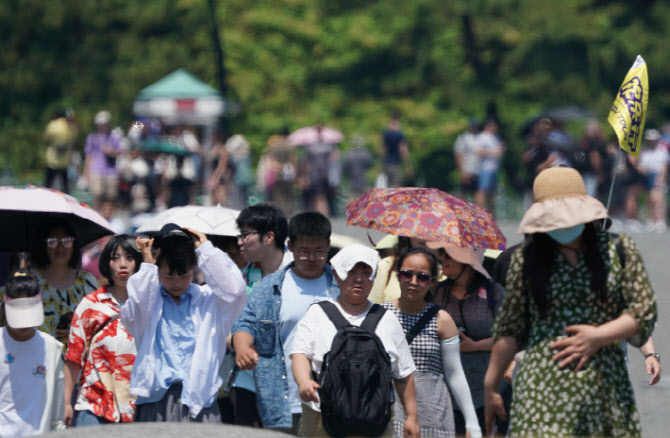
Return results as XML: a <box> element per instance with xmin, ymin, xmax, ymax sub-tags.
<box><xmin>484</xmin><ymin>167</ymin><xmax>657</xmax><ymax>437</ymax></box>
<box><xmin>427</xmin><ymin>242</ymin><xmax>505</xmax><ymax>436</ymax></box>
<box><xmin>290</xmin><ymin>244</ymin><xmax>420</xmax><ymax>437</ymax></box>
<box><xmin>0</xmin><ymin>272</ymin><xmax>65</xmax><ymax>437</ymax></box>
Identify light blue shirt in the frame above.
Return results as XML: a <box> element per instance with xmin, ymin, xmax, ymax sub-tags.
<box><xmin>136</xmin><ymin>286</ymin><xmax>204</xmax><ymax>405</ymax></box>
<box><xmin>280</xmin><ymin>270</ymin><xmax>329</xmax><ymax>413</ymax></box>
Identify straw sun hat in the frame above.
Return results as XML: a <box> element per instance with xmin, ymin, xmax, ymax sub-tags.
<box><xmin>518</xmin><ymin>167</ymin><xmax>608</xmax><ymax>234</ymax></box>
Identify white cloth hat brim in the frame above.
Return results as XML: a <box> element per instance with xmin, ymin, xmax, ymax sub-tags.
<box><xmin>518</xmin><ymin>195</ymin><xmax>608</xmax><ymax>234</ymax></box>
<box><xmin>330</xmin><ymin>243</ymin><xmax>380</xmax><ymax>281</ymax></box>
<box><xmin>5</xmin><ymin>297</ymin><xmax>44</xmax><ymax>329</ymax></box>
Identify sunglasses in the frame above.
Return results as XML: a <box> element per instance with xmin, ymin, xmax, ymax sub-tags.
<box><xmin>45</xmin><ymin>237</ymin><xmax>75</xmax><ymax>249</ymax></box>
<box><xmin>397</xmin><ymin>270</ymin><xmax>433</xmax><ymax>286</ymax></box>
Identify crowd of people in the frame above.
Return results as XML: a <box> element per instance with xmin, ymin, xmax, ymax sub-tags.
<box><xmin>42</xmin><ymin>110</ymin><xmax>412</xmax><ymax>222</ymax></box>
<box><xmin>42</xmin><ymin>106</ymin><xmax>670</xmax><ymax>237</ymax></box>
<box><xmin>0</xmin><ymin>163</ymin><xmax>662</xmax><ymax>438</ymax></box>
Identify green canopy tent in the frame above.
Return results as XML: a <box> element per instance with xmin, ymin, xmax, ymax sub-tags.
<box><xmin>133</xmin><ymin>68</ymin><xmax>228</xmax><ymax>126</ymax></box>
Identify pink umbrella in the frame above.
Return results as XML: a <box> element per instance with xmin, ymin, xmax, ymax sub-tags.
<box><xmin>0</xmin><ymin>186</ymin><xmax>115</xmax><ymax>252</ymax></box>
<box><xmin>287</xmin><ymin>125</ymin><xmax>344</xmax><ymax>146</ymax></box>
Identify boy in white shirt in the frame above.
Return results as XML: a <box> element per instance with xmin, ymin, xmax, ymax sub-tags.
<box><xmin>0</xmin><ymin>272</ymin><xmax>64</xmax><ymax>437</ymax></box>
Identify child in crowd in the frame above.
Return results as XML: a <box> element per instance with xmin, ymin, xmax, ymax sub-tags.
<box><xmin>0</xmin><ymin>272</ymin><xmax>65</xmax><ymax>437</ymax></box>
<box><xmin>120</xmin><ymin>224</ymin><xmax>246</xmax><ymax>422</ymax></box>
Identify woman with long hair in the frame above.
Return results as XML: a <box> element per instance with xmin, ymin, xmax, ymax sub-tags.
<box><xmin>28</xmin><ymin>218</ymin><xmax>98</xmax><ymax>343</ymax></box>
<box><xmin>484</xmin><ymin>167</ymin><xmax>657</xmax><ymax>437</ymax></box>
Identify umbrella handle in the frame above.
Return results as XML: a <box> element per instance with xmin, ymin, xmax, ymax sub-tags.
<box><xmin>366</xmin><ymin>232</ymin><xmax>377</xmax><ymax>247</ymax></box>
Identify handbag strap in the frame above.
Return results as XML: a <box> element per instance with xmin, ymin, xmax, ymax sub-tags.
<box><xmin>405</xmin><ymin>305</ymin><xmax>440</xmax><ymax>345</ymax></box>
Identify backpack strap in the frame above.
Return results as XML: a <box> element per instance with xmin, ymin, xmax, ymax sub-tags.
<box><xmin>318</xmin><ymin>301</ymin><xmax>352</xmax><ymax>330</ymax></box>
<box><xmin>609</xmin><ymin>232</ymin><xmax>626</xmax><ymax>269</ymax></box>
<box><xmin>360</xmin><ymin>304</ymin><xmax>387</xmax><ymax>333</ymax></box>
<box><xmin>405</xmin><ymin>305</ymin><xmax>440</xmax><ymax>345</ymax></box>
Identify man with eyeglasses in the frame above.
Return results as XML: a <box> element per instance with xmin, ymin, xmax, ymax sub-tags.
<box><xmin>222</xmin><ymin>204</ymin><xmax>291</xmax><ymax>427</ymax></box>
<box><xmin>232</xmin><ymin>212</ymin><xmax>339</xmax><ymax>434</ymax></box>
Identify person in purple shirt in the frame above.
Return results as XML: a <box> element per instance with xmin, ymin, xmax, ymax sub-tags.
<box><xmin>83</xmin><ymin>111</ymin><xmax>123</xmax><ymax>209</ymax></box>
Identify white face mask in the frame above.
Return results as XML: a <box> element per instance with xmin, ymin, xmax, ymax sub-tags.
<box><xmin>546</xmin><ymin>224</ymin><xmax>585</xmax><ymax>244</ymax></box>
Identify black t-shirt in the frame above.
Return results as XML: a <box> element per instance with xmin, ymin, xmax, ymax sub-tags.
<box><xmin>382</xmin><ymin>129</ymin><xmax>405</xmax><ymax>165</ymax></box>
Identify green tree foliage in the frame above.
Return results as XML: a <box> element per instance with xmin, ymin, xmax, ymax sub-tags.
<box><xmin>1</xmin><ymin>0</ymin><xmax>669</xmax><ymax>190</ymax></box>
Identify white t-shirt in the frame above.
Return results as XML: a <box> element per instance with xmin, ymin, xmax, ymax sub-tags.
<box><xmin>639</xmin><ymin>146</ymin><xmax>670</xmax><ymax>174</ymax></box>
<box><xmin>280</xmin><ymin>270</ymin><xmax>330</xmax><ymax>414</ymax></box>
<box><xmin>0</xmin><ymin>329</ymin><xmax>49</xmax><ymax>438</ymax></box>
<box><xmin>454</xmin><ymin>132</ymin><xmax>481</xmax><ymax>176</ymax></box>
<box><xmin>476</xmin><ymin>131</ymin><xmax>503</xmax><ymax>171</ymax></box>
<box><xmin>290</xmin><ymin>299</ymin><xmax>416</xmax><ymax>411</ymax></box>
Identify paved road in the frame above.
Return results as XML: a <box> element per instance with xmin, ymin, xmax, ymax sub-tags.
<box><xmin>332</xmin><ymin>218</ymin><xmax>669</xmax><ymax>438</ymax></box>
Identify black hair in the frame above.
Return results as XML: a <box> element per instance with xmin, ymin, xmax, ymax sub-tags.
<box><xmin>382</xmin><ymin>236</ymin><xmax>414</xmax><ymax>288</ymax></box>
<box><xmin>288</xmin><ymin>212</ymin><xmax>331</xmax><ymax>243</ymax></box>
<box><xmin>98</xmin><ymin>235</ymin><xmax>143</xmax><ymax>286</ymax></box>
<box><xmin>155</xmin><ymin>234</ymin><xmax>197</xmax><ymax>275</ymax></box>
<box><xmin>237</xmin><ymin>204</ymin><xmax>288</xmax><ymax>251</ymax></box>
<box><xmin>0</xmin><ymin>272</ymin><xmax>40</xmax><ymax>327</ymax></box>
<box><xmin>4</xmin><ymin>272</ymin><xmax>40</xmax><ymax>299</ymax></box>
<box><xmin>30</xmin><ymin>218</ymin><xmax>81</xmax><ymax>269</ymax></box>
<box><xmin>523</xmin><ymin>222</ymin><xmax>607</xmax><ymax>318</ymax></box>
<box><xmin>395</xmin><ymin>247</ymin><xmax>439</xmax><ymax>302</ymax></box>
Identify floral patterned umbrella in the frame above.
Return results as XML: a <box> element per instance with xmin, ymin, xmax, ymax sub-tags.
<box><xmin>345</xmin><ymin>187</ymin><xmax>506</xmax><ymax>250</ymax></box>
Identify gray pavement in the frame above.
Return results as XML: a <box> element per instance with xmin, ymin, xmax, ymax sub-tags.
<box><xmin>332</xmin><ymin>218</ymin><xmax>669</xmax><ymax>438</ymax></box>
<box><xmin>43</xmin><ymin>422</ymin><xmax>289</xmax><ymax>437</ymax></box>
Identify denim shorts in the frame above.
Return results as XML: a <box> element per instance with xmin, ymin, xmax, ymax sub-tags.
<box><xmin>478</xmin><ymin>169</ymin><xmax>498</xmax><ymax>193</ymax></box>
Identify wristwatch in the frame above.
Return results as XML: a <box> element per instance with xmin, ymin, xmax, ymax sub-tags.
<box><xmin>645</xmin><ymin>353</ymin><xmax>661</xmax><ymax>362</ymax></box>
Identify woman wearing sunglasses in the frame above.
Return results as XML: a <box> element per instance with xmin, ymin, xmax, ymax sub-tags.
<box><xmin>27</xmin><ymin>218</ymin><xmax>98</xmax><ymax>343</ymax></box>
<box><xmin>383</xmin><ymin>247</ymin><xmax>481</xmax><ymax>438</ymax></box>
<box><xmin>426</xmin><ymin>242</ymin><xmax>505</xmax><ymax>436</ymax></box>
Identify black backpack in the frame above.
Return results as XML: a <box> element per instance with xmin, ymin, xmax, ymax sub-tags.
<box><xmin>316</xmin><ymin>301</ymin><xmax>393</xmax><ymax>437</ymax></box>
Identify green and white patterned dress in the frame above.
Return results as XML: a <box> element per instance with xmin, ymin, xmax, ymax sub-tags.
<box><xmin>493</xmin><ymin>231</ymin><xmax>657</xmax><ymax>437</ymax></box>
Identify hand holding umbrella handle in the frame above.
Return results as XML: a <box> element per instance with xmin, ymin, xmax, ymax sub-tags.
<box><xmin>183</xmin><ymin>227</ymin><xmax>208</xmax><ymax>249</ymax></box>
<box><xmin>136</xmin><ymin>237</ymin><xmax>157</xmax><ymax>264</ymax></box>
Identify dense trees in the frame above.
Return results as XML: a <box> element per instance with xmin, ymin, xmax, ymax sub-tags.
<box><xmin>1</xmin><ymin>0</ymin><xmax>668</xmax><ymax>189</ymax></box>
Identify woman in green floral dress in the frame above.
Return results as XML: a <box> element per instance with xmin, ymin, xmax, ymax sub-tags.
<box><xmin>484</xmin><ymin>167</ymin><xmax>657</xmax><ymax>438</ymax></box>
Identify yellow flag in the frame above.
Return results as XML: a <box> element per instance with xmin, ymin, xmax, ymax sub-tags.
<box><xmin>607</xmin><ymin>55</ymin><xmax>649</xmax><ymax>158</ymax></box>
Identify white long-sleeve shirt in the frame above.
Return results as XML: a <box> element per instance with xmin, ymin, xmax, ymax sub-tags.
<box><xmin>121</xmin><ymin>241</ymin><xmax>246</xmax><ymax>417</ymax></box>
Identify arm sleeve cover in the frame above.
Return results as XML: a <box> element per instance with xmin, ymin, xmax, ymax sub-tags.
<box><xmin>441</xmin><ymin>335</ymin><xmax>482</xmax><ymax>438</ymax></box>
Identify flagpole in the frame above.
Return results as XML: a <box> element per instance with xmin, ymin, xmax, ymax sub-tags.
<box><xmin>603</xmin><ymin>147</ymin><xmax>623</xmax><ymax>230</ymax></box>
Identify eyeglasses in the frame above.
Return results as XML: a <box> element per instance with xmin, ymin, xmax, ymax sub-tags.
<box><xmin>237</xmin><ymin>231</ymin><xmax>260</xmax><ymax>241</ymax></box>
<box><xmin>397</xmin><ymin>270</ymin><xmax>433</xmax><ymax>286</ymax></box>
<box><xmin>46</xmin><ymin>237</ymin><xmax>75</xmax><ymax>249</ymax></box>
<box><xmin>295</xmin><ymin>250</ymin><xmax>328</xmax><ymax>260</ymax></box>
